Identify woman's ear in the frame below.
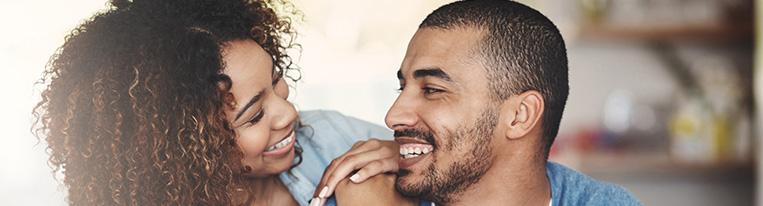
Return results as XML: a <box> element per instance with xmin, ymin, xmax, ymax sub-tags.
<box><xmin>501</xmin><ymin>90</ymin><xmax>544</xmax><ymax>140</ymax></box>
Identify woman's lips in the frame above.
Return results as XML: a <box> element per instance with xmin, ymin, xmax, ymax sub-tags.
<box><xmin>262</xmin><ymin>130</ymin><xmax>296</xmax><ymax>157</ymax></box>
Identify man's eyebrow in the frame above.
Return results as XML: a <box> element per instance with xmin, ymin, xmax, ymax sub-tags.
<box><xmin>234</xmin><ymin>90</ymin><xmax>265</xmax><ymax>121</ymax></box>
<box><xmin>412</xmin><ymin>68</ymin><xmax>452</xmax><ymax>82</ymax></box>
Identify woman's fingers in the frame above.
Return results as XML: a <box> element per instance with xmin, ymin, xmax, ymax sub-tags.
<box><xmin>314</xmin><ymin>139</ymin><xmax>376</xmax><ymax>197</ymax></box>
<box><xmin>350</xmin><ymin>159</ymin><xmax>399</xmax><ymax>183</ymax></box>
<box><xmin>312</xmin><ymin>139</ymin><xmax>400</xmax><ymax>206</ymax></box>
<box><xmin>320</xmin><ymin>146</ymin><xmax>394</xmax><ymax>200</ymax></box>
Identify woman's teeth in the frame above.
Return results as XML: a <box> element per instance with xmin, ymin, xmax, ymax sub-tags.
<box><xmin>399</xmin><ymin>145</ymin><xmax>433</xmax><ymax>159</ymax></box>
<box><xmin>266</xmin><ymin>135</ymin><xmax>293</xmax><ymax>151</ymax></box>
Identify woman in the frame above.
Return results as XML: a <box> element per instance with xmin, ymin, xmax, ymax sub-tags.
<box><xmin>33</xmin><ymin>0</ymin><xmax>395</xmax><ymax>205</ymax></box>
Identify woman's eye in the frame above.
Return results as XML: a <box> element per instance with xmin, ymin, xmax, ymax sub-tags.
<box><xmin>247</xmin><ymin>109</ymin><xmax>265</xmax><ymax>125</ymax></box>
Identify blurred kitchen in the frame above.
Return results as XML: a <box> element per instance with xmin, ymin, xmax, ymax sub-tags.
<box><xmin>287</xmin><ymin>0</ymin><xmax>757</xmax><ymax>205</ymax></box>
<box><xmin>546</xmin><ymin>1</ymin><xmax>755</xmax><ymax>205</ymax></box>
<box><xmin>0</xmin><ymin>0</ymin><xmax>757</xmax><ymax>205</ymax></box>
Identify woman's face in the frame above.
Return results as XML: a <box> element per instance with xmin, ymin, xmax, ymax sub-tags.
<box><xmin>222</xmin><ymin>40</ymin><xmax>298</xmax><ymax>177</ymax></box>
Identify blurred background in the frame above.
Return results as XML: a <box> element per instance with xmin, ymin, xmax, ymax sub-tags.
<box><xmin>0</xmin><ymin>0</ymin><xmax>757</xmax><ymax>205</ymax></box>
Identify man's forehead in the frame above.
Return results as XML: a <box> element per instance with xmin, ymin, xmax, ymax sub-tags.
<box><xmin>410</xmin><ymin>28</ymin><xmax>481</xmax><ymax>56</ymax></box>
<box><xmin>399</xmin><ymin>28</ymin><xmax>484</xmax><ymax>79</ymax></box>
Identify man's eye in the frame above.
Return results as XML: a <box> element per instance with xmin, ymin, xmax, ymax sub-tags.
<box><xmin>422</xmin><ymin>87</ymin><xmax>444</xmax><ymax>95</ymax></box>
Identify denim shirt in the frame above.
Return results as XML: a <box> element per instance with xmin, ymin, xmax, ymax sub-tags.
<box><xmin>545</xmin><ymin>161</ymin><xmax>641</xmax><ymax>206</ymax></box>
<box><xmin>418</xmin><ymin>161</ymin><xmax>642</xmax><ymax>206</ymax></box>
<box><xmin>278</xmin><ymin>110</ymin><xmax>393</xmax><ymax>206</ymax></box>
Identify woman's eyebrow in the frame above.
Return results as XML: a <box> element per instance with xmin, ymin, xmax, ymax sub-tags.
<box><xmin>234</xmin><ymin>90</ymin><xmax>265</xmax><ymax>121</ymax></box>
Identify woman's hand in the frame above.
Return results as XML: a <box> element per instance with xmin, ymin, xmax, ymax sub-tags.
<box><xmin>335</xmin><ymin>174</ymin><xmax>417</xmax><ymax>206</ymax></box>
<box><xmin>310</xmin><ymin>139</ymin><xmax>400</xmax><ymax>206</ymax></box>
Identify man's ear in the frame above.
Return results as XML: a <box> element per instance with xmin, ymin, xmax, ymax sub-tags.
<box><xmin>500</xmin><ymin>90</ymin><xmax>544</xmax><ymax>140</ymax></box>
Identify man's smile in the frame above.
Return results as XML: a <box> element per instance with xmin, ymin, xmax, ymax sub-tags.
<box><xmin>395</xmin><ymin>137</ymin><xmax>435</xmax><ymax>169</ymax></box>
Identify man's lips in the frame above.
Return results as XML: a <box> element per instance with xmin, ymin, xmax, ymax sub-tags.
<box><xmin>395</xmin><ymin>136</ymin><xmax>431</xmax><ymax>145</ymax></box>
<box><xmin>396</xmin><ymin>137</ymin><xmax>435</xmax><ymax>168</ymax></box>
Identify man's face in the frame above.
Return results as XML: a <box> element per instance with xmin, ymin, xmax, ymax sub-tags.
<box><xmin>385</xmin><ymin>27</ymin><xmax>499</xmax><ymax>203</ymax></box>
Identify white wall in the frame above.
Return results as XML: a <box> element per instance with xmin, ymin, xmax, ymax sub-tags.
<box><xmin>0</xmin><ymin>1</ymin><xmax>106</xmax><ymax>205</ymax></box>
<box><xmin>288</xmin><ymin>0</ymin><xmax>451</xmax><ymax>125</ymax></box>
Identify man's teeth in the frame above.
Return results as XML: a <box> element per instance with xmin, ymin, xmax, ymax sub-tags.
<box><xmin>399</xmin><ymin>145</ymin><xmax>433</xmax><ymax>159</ymax></box>
<box><xmin>266</xmin><ymin>135</ymin><xmax>293</xmax><ymax>151</ymax></box>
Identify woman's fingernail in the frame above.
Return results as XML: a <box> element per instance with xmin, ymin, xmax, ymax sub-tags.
<box><xmin>310</xmin><ymin>198</ymin><xmax>319</xmax><ymax>206</ymax></box>
<box><xmin>319</xmin><ymin>186</ymin><xmax>329</xmax><ymax>198</ymax></box>
<box><xmin>350</xmin><ymin>173</ymin><xmax>361</xmax><ymax>183</ymax></box>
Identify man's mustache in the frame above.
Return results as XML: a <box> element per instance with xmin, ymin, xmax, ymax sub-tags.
<box><xmin>394</xmin><ymin>129</ymin><xmax>436</xmax><ymax>146</ymax></box>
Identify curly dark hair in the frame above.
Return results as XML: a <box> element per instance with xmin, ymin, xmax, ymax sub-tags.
<box><xmin>32</xmin><ymin>0</ymin><xmax>299</xmax><ymax>205</ymax></box>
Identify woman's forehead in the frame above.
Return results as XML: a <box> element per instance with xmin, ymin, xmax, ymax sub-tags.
<box><xmin>222</xmin><ymin>40</ymin><xmax>274</xmax><ymax>98</ymax></box>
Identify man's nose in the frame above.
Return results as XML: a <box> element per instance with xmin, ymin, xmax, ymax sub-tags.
<box><xmin>385</xmin><ymin>93</ymin><xmax>419</xmax><ymax>130</ymax></box>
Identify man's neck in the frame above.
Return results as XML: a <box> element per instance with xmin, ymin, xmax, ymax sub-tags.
<box><xmin>444</xmin><ymin>159</ymin><xmax>550</xmax><ymax>206</ymax></box>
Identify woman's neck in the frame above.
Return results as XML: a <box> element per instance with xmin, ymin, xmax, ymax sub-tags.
<box><xmin>236</xmin><ymin>175</ymin><xmax>298</xmax><ymax>206</ymax></box>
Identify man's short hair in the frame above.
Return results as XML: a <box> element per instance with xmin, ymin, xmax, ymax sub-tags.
<box><xmin>420</xmin><ymin>0</ymin><xmax>569</xmax><ymax>159</ymax></box>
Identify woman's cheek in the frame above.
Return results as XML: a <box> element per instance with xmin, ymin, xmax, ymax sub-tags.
<box><xmin>236</xmin><ymin>127</ymin><xmax>270</xmax><ymax>157</ymax></box>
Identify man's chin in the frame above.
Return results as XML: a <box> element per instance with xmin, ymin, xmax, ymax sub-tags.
<box><xmin>395</xmin><ymin>172</ymin><xmax>429</xmax><ymax>197</ymax></box>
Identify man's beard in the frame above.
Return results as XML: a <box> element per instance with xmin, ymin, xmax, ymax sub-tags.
<box><xmin>395</xmin><ymin>107</ymin><xmax>498</xmax><ymax>204</ymax></box>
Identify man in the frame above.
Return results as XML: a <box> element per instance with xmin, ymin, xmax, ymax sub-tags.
<box><xmin>312</xmin><ymin>0</ymin><xmax>641</xmax><ymax>205</ymax></box>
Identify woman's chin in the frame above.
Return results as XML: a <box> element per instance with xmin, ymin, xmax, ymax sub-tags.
<box><xmin>246</xmin><ymin>149</ymin><xmax>297</xmax><ymax>177</ymax></box>
<box><xmin>269</xmin><ymin>148</ymin><xmax>296</xmax><ymax>173</ymax></box>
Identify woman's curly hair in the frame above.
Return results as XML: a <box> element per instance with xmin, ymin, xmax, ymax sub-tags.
<box><xmin>32</xmin><ymin>0</ymin><xmax>299</xmax><ymax>205</ymax></box>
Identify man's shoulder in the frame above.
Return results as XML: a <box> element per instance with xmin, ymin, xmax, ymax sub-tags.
<box><xmin>546</xmin><ymin>161</ymin><xmax>641</xmax><ymax>206</ymax></box>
